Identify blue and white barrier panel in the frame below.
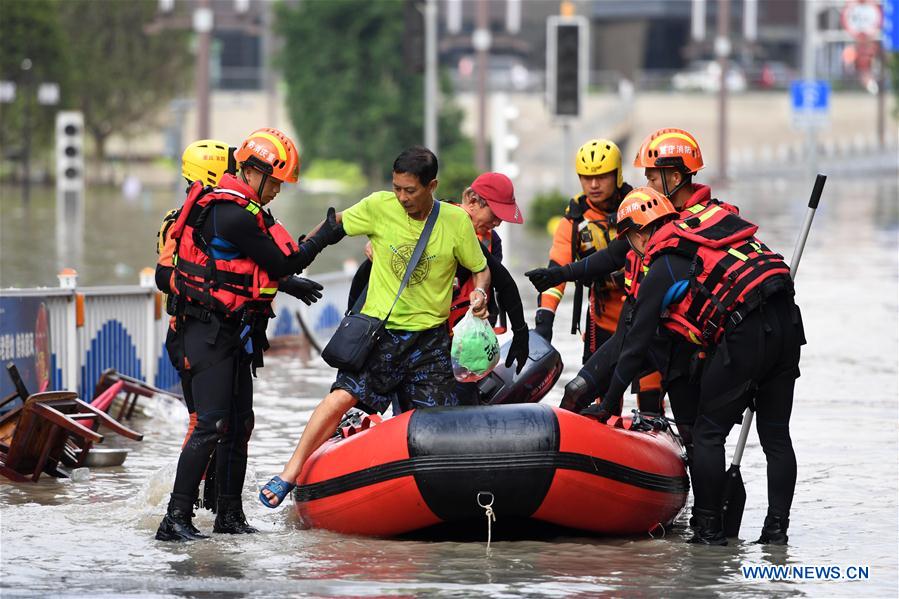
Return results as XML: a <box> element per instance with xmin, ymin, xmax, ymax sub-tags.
<box><xmin>1</xmin><ymin>268</ymin><xmax>350</xmax><ymax>402</ymax></box>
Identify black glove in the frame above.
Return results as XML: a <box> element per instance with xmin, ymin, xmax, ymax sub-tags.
<box><xmin>580</xmin><ymin>397</ymin><xmax>620</xmax><ymax>424</ymax></box>
<box><xmin>306</xmin><ymin>207</ymin><xmax>346</xmax><ymax>251</ymax></box>
<box><xmin>504</xmin><ymin>326</ymin><xmax>530</xmax><ymax>374</ymax></box>
<box><xmin>524</xmin><ymin>264</ymin><xmax>573</xmax><ymax>292</ymax></box>
<box><xmin>534</xmin><ymin>310</ymin><xmax>554</xmax><ymax>343</ymax></box>
<box><xmin>279</xmin><ymin>276</ymin><xmax>323</xmax><ymax>305</ymax></box>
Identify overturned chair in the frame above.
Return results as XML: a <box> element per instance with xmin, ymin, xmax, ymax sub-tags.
<box><xmin>0</xmin><ymin>390</ymin><xmax>143</xmax><ymax>482</ymax></box>
<box><xmin>92</xmin><ymin>368</ymin><xmax>184</xmax><ymax>421</ymax></box>
<box><xmin>0</xmin><ymin>365</ymin><xmax>146</xmax><ymax>482</ymax></box>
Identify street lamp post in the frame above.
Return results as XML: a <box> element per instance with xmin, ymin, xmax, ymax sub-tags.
<box><xmin>21</xmin><ymin>58</ymin><xmax>33</xmax><ymax>203</ymax></box>
<box><xmin>715</xmin><ymin>0</ymin><xmax>730</xmax><ymax>184</ymax></box>
<box><xmin>424</xmin><ymin>0</ymin><xmax>439</xmax><ymax>154</ymax></box>
<box><xmin>474</xmin><ymin>0</ymin><xmax>491</xmax><ymax>172</ymax></box>
<box><xmin>193</xmin><ymin>0</ymin><xmax>213</xmax><ymax>139</ymax></box>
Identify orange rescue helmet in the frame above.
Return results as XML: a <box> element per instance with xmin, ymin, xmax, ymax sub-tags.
<box><xmin>616</xmin><ymin>187</ymin><xmax>676</xmax><ymax>235</ymax></box>
<box><xmin>234</xmin><ymin>128</ymin><xmax>300</xmax><ymax>183</ymax></box>
<box><xmin>633</xmin><ymin>128</ymin><xmax>704</xmax><ymax>174</ymax></box>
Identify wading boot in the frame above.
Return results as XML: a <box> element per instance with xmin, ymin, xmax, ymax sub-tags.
<box><xmin>687</xmin><ymin>508</ymin><xmax>727</xmax><ymax>546</ymax></box>
<box><xmin>156</xmin><ymin>499</ymin><xmax>209</xmax><ymax>542</ymax></box>
<box><xmin>213</xmin><ymin>495</ymin><xmax>258</xmax><ymax>534</ymax></box>
<box><xmin>755</xmin><ymin>514</ymin><xmax>789</xmax><ymax>545</ymax></box>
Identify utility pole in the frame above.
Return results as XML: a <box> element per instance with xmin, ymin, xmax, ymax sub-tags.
<box><xmin>194</xmin><ymin>0</ymin><xmax>213</xmax><ymax>139</ymax></box>
<box><xmin>802</xmin><ymin>0</ymin><xmax>818</xmax><ymax>175</ymax></box>
<box><xmin>424</xmin><ymin>0</ymin><xmax>439</xmax><ymax>154</ymax></box>
<box><xmin>21</xmin><ymin>58</ymin><xmax>33</xmax><ymax>203</ymax></box>
<box><xmin>151</xmin><ymin>1</ymin><xmax>264</xmax><ymax>141</ymax></box>
<box><xmin>715</xmin><ymin>0</ymin><xmax>730</xmax><ymax>183</ymax></box>
<box><xmin>474</xmin><ymin>0</ymin><xmax>490</xmax><ymax>171</ymax></box>
<box><xmin>261</xmin><ymin>0</ymin><xmax>278</xmax><ymax>127</ymax></box>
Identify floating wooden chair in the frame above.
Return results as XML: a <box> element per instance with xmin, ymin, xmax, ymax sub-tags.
<box><xmin>93</xmin><ymin>368</ymin><xmax>184</xmax><ymax>421</ymax></box>
<box><xmin>0</xmin><ymin>366</ymin><xmax>143</xmax><ymax>482</ymax></box>
<box><xmin>0</xmin><ymin>391</ymin><xmax>144</xmax><ymax>482</ymax></box>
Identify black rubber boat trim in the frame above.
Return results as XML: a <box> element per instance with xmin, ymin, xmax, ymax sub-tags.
<box><xmin>294</xmin><ymin>451</ymin><xmax>689</xmax><ymax>502</ymax></box>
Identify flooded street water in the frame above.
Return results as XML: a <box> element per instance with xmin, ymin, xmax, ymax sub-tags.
<box><xmin>1</xmin><ymin>175</ymin><xmax>897</xmax><ymax>597</ymax></box>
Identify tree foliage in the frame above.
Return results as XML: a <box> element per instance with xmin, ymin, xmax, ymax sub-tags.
<box><xmin>276</xmin><ymin>0</ymin><xmax>473</xmax><ymax>183</ymax></box>
<box><xmin>56</xmin><ymin>0</ymin><xmax>193</xmax><ymax>160</ymax></box>
<box><xmin>0</xmin><ymin>0</ymin><xmax>71</xmax><ymax>156</ymax></box>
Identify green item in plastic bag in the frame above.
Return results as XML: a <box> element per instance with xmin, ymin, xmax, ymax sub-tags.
<box><xmin>451</xmin><ymin>310</ymin><xmax>500</xmax><ymax>382</ymax></box>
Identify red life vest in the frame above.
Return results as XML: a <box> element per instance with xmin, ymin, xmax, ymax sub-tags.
<box><xmin>681</xmin><ymin>183</ymin><xmax>739</xmax><ymax>215</ymax></box>
<box><xmin>642</xmin><ymin>203</ymin><xmax>791</xmax><ymax>345</ymax></box>
<box><xmin>623</xmin><ymin>187</ymin><xmax>741</xmax><ymax>301</ymax></box>
<box><xmin>622</xmin><ymin>249</ymin><xmax>646</xmax><ymax>297</ymax></box>
<box><xmin>168</xmin><ymin>174</ymin><xmax>297</xmax><ymax>316</ymax></box>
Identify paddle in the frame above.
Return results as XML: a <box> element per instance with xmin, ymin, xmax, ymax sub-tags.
<box><xmin>721</xmin><ymin>174</ymin><xmax>827</xmax><ymax>538</ymax></box>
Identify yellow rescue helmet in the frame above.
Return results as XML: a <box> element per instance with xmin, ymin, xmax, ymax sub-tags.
<box><xmin>574</xmin><ymin>138</ymin><xmax>623</xmax><ymax>187</ymax></box>
<box><xmin>181</xmin><ymin>139</ymin><xmax>236</xmax><ymax>187</ymax></box>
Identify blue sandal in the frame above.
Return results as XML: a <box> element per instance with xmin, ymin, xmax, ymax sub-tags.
<box><xmin>259</xmin><ymin>476</ymin><xmax>296</xmax><ymax>508</ymax></box>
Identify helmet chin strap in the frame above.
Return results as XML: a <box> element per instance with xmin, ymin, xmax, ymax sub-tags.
<box><xmin>661</xmin><ymin>168</ymin><xmax>689</xmax><ymax>201</ymax></box>
<box><xmin>240</xmin><ymin>167</ymin><xmax>268</xmax><ymax>202</ymax></box>
<box><xmin>625</xmin><ymin>231</ymin><xmax>644</xmax><ymax>258</ymax></box>
<box><xmin>255</xmin><ymin>172</ymin><xmax>269</xmax><ymax>202</ymax></box>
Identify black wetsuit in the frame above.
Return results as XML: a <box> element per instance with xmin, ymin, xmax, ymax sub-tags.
<box><xmin>587</xmin><ymin>252</ymin><xmax>804</xmax><ymax>521</ymax></box>
<box><xmin>560</xmin><ymin>238</ymin><xmax>691</xmax><ymax>419</ymax></box>
<box><xmin>578</xmin><ymin>254</ymin><xmax>700</xmax><ymax>432</ymax></box>
<box><xmin>166</xmin><ymin>202</ymin><xmax>321</xmax><ymax>513</ymax></box>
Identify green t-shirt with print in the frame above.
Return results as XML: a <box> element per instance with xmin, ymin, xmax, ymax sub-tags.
<box><xmin>342</xmin><ymin>191</ymin><xmax>487</xmax><ymax>331</ymax></box>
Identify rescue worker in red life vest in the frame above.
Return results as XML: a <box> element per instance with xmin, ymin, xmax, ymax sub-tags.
<box><xmin>526</xmin><ymin>129</ymin><xmax>740</xmax><ymax>443</ymax></box>
<box><xmin>532</xmin><ymin>139</ymin><xmax>663</xmax><ymax>414</ymax></box>
<box><xmin>346</xmin><ymin>172</ymin><xmax>531</xmax><ymax>406</ymax></box>
<box><xmin>155</xmin><ymin>139</ymin><xmax>323</xmax><ymax>517</ymax></box>
<box><xmin>155</xmin><ymin>128</ymin><xmax>345</xmax><ymax>542</ymax></box>
<box><xmin>156</xmin><ymin>139</ymin><xmax>236</xmax><ymax>516</ymax></box>
<box><xmin>579</xmin><ymin>188</ymin><xmax>804</xmax><ymax>546</ymax></box>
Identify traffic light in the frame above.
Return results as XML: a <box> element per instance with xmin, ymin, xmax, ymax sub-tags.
<box><xmin>56</xmin><ymin>111</ymin><xmax>84</xmax><ymax>193</ymax></box>
<box><xmin>404</xmin><ymin>0</ymin><xmax>425</xmax><ymax>73</ymax></box>
<box><xmin>547</xmin><ymin>16</ymin><xmax>588</xmax><ymax>118</ymax></box>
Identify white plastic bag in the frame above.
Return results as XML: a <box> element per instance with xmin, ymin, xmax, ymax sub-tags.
<box><xmin>451</xmin><ymin>310</ymin><xmax>500</xmax><ymax>383</ymax></box>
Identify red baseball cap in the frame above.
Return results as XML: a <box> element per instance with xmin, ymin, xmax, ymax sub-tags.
<box><xmin>470</xmin><ymin>172</ymin><xmax>524</xmax><ymax>224</ymax></box>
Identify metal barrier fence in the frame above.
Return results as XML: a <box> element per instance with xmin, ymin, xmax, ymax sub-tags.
<box><xmin>269</xmin><ymin>269</ymin><xmax>354</xmax><ymax>351</ymax></box>
<box><xmin>0</xmin><ymin>268</ymin><xmax>352</xmax><ymax>399</ymax></box>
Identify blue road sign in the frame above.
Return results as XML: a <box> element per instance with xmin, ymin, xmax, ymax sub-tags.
<box><xmin>791</xmin><ymin>80</ymin><xmax>830</xmax><ymax>112</ymax></box>
<box><xmin>885</xmin><ymin>0</ymin><xmax>898</xmax><ymax>52</ymax></box>
<box><xmin>790</xmin><ymin>80</ymin><xmax>830</xmax><ymax>129</ymax></box>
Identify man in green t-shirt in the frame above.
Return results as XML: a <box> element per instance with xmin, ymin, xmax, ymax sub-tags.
<box><xmin>260</xmin><ymin>146</ymin><xmax>491</xmax><ymax>507</ymax></box>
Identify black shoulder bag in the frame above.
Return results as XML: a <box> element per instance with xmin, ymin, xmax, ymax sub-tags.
<box><xmin>321</xmin><ymin>201</ymin><xmax>440</xmax><ymax>372</ymax></box>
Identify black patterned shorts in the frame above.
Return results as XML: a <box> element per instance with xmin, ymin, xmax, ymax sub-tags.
<box><xmin>332</xmin><ymin>325</ymin><xmax>458</xmax><ymax>414</ymax></box>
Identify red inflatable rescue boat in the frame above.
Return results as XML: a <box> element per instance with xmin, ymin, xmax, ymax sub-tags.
<box><xmin>293</xmin><ymin>404</ymin><xmax>688</xmax><ymax>537</ymax></box>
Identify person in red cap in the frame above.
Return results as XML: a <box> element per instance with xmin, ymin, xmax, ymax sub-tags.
<box><xmin>450</xmin><ymin>172</ymin><xmax>529</xmax><ymax>403</ymax></box>
<box><xmin>466</xmin><ymin>171</ymin><xmax>524</xmax><ymax>230</ymax></box>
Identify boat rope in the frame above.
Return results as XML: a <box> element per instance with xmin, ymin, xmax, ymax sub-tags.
<box><xmin>648</xmin><ymin>522</ymin><xmax>666</xmax><ymax>539</ymax></box>
<box><xmin>477</xmin><ymin>491</ymin><xmax>496</xmax><ymax>552</ymax></box>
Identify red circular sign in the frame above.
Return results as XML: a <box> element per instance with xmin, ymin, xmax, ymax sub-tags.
<box><xmin>841</xmin><ymin>0</ymin><xmax>882</xmax><ymax>40</ymax></box>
